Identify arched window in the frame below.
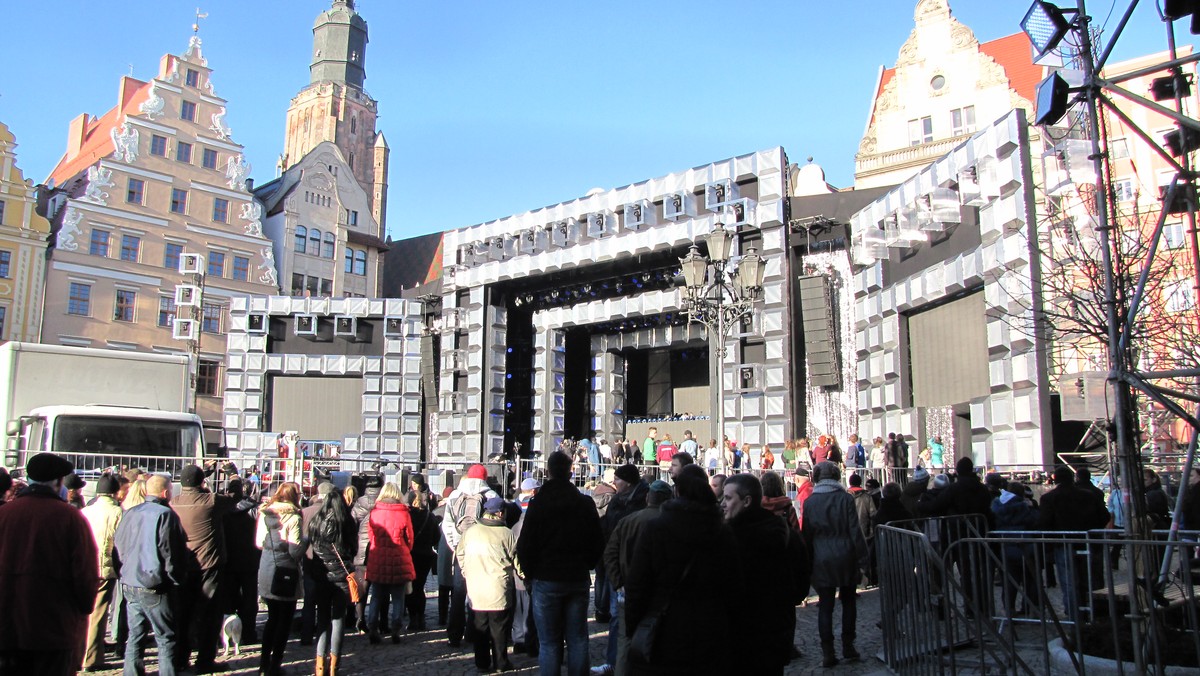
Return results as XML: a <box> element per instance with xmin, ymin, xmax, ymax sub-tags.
<box><xmin>345</xmin><ymin>248</ymin><xmax>354</xmax><ymax>273</ymax></box>
<box><xmin>309</xmin><ymin>228</ymin><xmax>322</xmax><ymax>253</ymax></box>
<box><xmin>294</xmin><ymin>225</ymin><xmax>307</xmax><ymax>253</ymax></box>
<box><xmin>322</xmin><ymin>232</ymin><xmax>335</xmax><ymax>259</ymax></box>
<box><xmin>354</xmin><ymin>250</ymin><xmax>367</xmax><ymax>276</ymax></box>
<box><xmin>348</xmin><ymin>152</ymin><xmax>355</xmax><ymax>170</ymax></box>
<box><xmin>350</xmin><ymin>116</ymin><xmax>357</xmax><ymax>134</ymax></box>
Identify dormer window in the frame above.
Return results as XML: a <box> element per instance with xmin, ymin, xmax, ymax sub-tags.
<box><xmin>185</xmin><ymin>69</ymin><xmax>200</xmax><ymax>88</ymax></box>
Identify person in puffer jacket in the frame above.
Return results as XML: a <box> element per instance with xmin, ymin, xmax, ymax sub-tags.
<box><xmin>365</xmin><ymin>482</ymin><xmax>416</xmax><ymax>644</ymax></box>
<box><xmin>351</xmin><ymin>474</ymin><xmax>385</xmax><ymax>632</ymax></box>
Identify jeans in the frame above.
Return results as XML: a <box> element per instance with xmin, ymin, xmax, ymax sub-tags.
<box><xmin>604</xmin><ymin>582</ymin><xmax>619</xmax><ymax>666</ymax></box>
<box><xmin>531</xmin><ymin>579</ymin><xmax>590</xmax><ymax>676</ymax></box>
<box><xmin>594</xmin><ymin>565</ymin><xmax>610</xmax><ymax>619</ymax></box>
<box><xmin>368</xmin><ymin>583</ymin><xmax>405</xmax><ymax>634</ymax></box>
<box><xmin>447</xmin><ymin>562</ymin><xmax>469</xmax><ymax>643</ymax></box>
<box><xmin>311</xmin><ymin>576</ymin><xmax>349</xmax><ymax>658</ymax></box>
<box><xmin>260</xmin><ymin>598</ymin><xmax>296</xmax><ymax>674</ymax></box>
<box><xmin>1054</xmin><ymin>545</ymin><xmax>1083</xmax><ymax>621</ymax></box>
<box><xmin>816</xmin><ymin>586</ymin><xmax>857</xmax><ymax>644</ymax></box>
<box><xmin>300</xmin><ymin>571</ymin><xmax>318</xmax><ymax>641</ymax></box>
<box><xmin>123</xmin><ymin>585</ymin><xmax>177</xmax><ymax>676</ymax></box>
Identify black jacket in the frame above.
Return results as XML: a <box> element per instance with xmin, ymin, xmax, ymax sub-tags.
<box><xmin>306</xmin><ymin>512</ymin><xmax>359</xmax><ymax>588</ymax></box>
<box><xmin>923</xmin><ymin>472</ymin><xmax>996</xmax><ymax>531</ymax></box>
<box><xmin>1036</xmin><ymin>483</ymin><xmax>1109</xmax><ymax>532</ymax></box>
<box><xmin>516</xmin><ymin>478</ymin><xmax>603</xmax><ymax>583</ymax></box>
<box><xmin>223</xmin><ymin>496</ymin><xmax>261</xmax><ymax>574</ymax></box>
<box><xmin>873</xmin><ymin>495</ymin><xmax>912</xmax><ymax>529</ymax></box>
<box><xmin>728</xmin><ymin>506</ymin><xmax>792</xmax><ymax>672</ymax></box>
<box><xmin>625</xmin><ymin>499</ymin><xmax>742</xmax><ymax>675</ymax></box>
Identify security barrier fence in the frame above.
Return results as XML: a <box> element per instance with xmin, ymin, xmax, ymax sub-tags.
<box><xmin>877</xmin><ymin>515</ymin><xmax>1200</xmax><ymax>675</ymax></box>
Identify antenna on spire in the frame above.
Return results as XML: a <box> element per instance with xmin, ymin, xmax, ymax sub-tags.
<box><xmin>193</xmin><ymin>7</ymin><xmax>209</xmax><ymax>34</ymax></box>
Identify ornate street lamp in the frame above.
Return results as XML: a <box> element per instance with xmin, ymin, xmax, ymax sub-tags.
<box><xmin>679</xmin><ymin>223</ymin><xmax>767</xmax><ymax>474</ymax></box>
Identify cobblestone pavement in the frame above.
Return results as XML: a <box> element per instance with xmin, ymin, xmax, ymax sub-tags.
<box><xmin>86</xmin><ymin>587</ymin><xmax>891</xmax><ymax>675</ymax></box>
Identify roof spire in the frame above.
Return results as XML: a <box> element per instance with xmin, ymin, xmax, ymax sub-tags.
<box><xmin>193</xmin><ymin>7</ymin><xmax>208</xmax><ymax>34</ymax></box>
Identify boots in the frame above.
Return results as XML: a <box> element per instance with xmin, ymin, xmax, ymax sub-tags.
<box><xmin>315</xmin><ymin>654</ymin><xmax>328</xmax><ymax>676</ymax></box>
<box><xmin>329</xmin><ymin>654</ymin><xmax>341</xmax><ymax>676</ymax></box>
<box><xmin>821</xmin><ymin>641</ymin><xmax>838</xmax><ymax>668</ymax></box>
<box><xmin>842</xmin><ymin>637</ymin><xmax>861</xmax><ymax>661</ymax></box>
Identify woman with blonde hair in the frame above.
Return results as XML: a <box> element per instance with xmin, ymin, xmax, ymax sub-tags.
<box><xmin>257</xmin><ymin>482</ymin><xmax>304</xmax><ymax>676</ymax></box>
<box><xmin>121</xmin><ymin>478</ymin><xmax>146</xmax><ymax>510</ymax></box>
<box><xmin>365</xmin><ymin>482</ymin><xmax>415</xmax><ymax>644</ymax></box>
<box><xmin>343</xmin><ymin>485</ymin><xmax>359</xmax><ymax>507</ymax></box>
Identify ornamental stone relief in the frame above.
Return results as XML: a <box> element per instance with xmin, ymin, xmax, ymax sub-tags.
<box><xmin>59</xmin><ymin>207</ymin><xmax>83</xmax><ymax>251</ymax></box>
<box><xmin>210</xmin><ymin>107</ymin><xmax>232</xmax><ymax>140</ymax></box>
<box><xmin>139</xmin><ymin>82</ymin><xmax>165</xmax><ymax>120</ymax></box>
<box><xmin>110</xmin><ymin>118</ymin><xmax>139</xmax><ymax>163</ymax></box>
<box><xmin>896</xmin><ymin>29</ymin><xmax>921</xmax><ymax>67</ymax></box>
<box><xmin>950</xmin><ymin>21</ymin><xmax>978</xmax><ymax>51</ymax></box>
<box><xmin>225</xmin><ymin>154</ymin><xmax>251</xmax><ymax>190</ymax></box>
<box><xmin>258</xmin><ymin>247</ymin><xmax>279</xmax><ymax>287</ymax></box>
<box><xmin>80</xmin><ymin>166</ymin><xmax>115</xmax><ymax>205</ymax></box>
<box><xmin>240</xmin><ymin>201</ymin><xmax>264</xmax><ymax>237</ymax></box>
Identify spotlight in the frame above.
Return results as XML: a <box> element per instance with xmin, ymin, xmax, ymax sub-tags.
<box><xmin>1034</xmin><ymin>72</ymin><xmax>1071</xmax><ymax>126</ymax></box>
<box><xmin>1021</xmin><ymin>2</ymin><xmax>1073</xmax><ymax>60</ymax></box>
<box><xmin>1150</xmin><ymin>71</ymin><xmax>1193</xmax><ymax>101</ymax></box>
<box><xmin>1164</xmin><ymin>127</ymin><xmax>1200</xmax><ymax>156</ymax></box>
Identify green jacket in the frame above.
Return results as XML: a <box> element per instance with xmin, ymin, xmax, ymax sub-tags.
<box><xmin>642</xmin><ymin>437</ymin><xmax>656</xmax><ymax>463</ymax></box>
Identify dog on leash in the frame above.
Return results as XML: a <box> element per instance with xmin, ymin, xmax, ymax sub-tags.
<box><xmin>221</xmin><ymin>615</ymin><xmax>243</xmax><ymax>657</ymax></box>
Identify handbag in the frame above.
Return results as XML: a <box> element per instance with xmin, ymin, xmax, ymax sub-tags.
<box><xmin>332</xmin><ymin>542</ymin><xmax>361</xmax><ymax>604</ymax></box>
<box><xmin>266</xmin><ymin>512</ymin><xmax>300</xmax><ymax>597</ymax></box>
<box><xmin>629</xmin><ymin>555</ymin><xmax>697</xmax><ymax>664</ymax></box>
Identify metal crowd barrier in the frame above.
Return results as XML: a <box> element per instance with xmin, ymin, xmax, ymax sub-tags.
<box><xmin>877</xmin><ymin>516</ymin><xmax>1200</xmax><ymax>675</ymax></box>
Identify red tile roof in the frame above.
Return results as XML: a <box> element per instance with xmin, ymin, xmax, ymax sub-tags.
<box><xmin>48</xmin><ymin>77</ymin><xmax>152</xmax><ymax>185</ymax></box>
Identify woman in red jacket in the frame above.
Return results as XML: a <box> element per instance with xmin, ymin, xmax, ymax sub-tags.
<box><xmin>366</xmin><ymin>482</ymin><xmax>416</xmax><ymax>644</ymax></box>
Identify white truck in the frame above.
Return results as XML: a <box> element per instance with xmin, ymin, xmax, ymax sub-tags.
<box><xmin>1</xmin><ymin>342</ymin><xmax>205</xmax><ymax>480</ymax></box>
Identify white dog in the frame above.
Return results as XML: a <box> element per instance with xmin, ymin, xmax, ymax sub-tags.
<box><xmin>221</xmin><ymin>615</ymin><xmax>243</xmax><ymax>657</ymax></box>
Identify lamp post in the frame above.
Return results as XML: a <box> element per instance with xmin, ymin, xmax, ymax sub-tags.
<box><xmin>679</xmin><ymin>223</ymin><xmax>767</xmax><ymax>474</ymax></box>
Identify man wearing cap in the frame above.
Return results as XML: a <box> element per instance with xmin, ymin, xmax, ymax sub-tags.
<box><xmin>517</xmin><ymin>451</ymin><xmax>603</xmax><ymax>676</ymax></box>
<box><xmin>441</xmin><ymin>465</ymin><xmax>500</xmax><ymax>647</ymax></box>
<box><xmin>65</xmin><ymin>473</ymin><xmax>87</xmax><ymax>509</ymax></box>
<box><xmin>601</xmin><ymin>479</ymin><xmax>672</xmax><ymax>676</ymax></box>
<box><xmin>114</xmin><ymin>473</ymin><xmax>190</xmax><ymax>676</ymax></box>
<box><xmin>0</xmin><ymin>453</ymin><xmax>99</xmax><ymax>675</ymax></box>
<box><xmin>171</xmin><ymin>464</ymin><xmax>238</xmax><ymax>673</ymax></box>
<box><xmin>81</xmin><ymin>474</ymin><xmax>123</xmax><ymax>671</ymax></box>
<box><xmin>457</xmin><ymin>496</ymin><xmax>518</xmax><ymax>673</ymax></box>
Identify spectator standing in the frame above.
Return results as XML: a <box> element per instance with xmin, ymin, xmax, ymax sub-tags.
<box><xmin>65</xmin><ymin>473</ymin><xmax>87</xmax><ymax>509</ymax></box>
<box><xmin>256</xmin><ymin>482</ymin><xmax>303</xmax><ymax>676</ymax></box>
<box><xmin>703</xmin><ymin>439</ymin><xmax>721</xmax><ymax>473</ymax></box>
<box><xmin>921</xmin><ymin>458</ymin><xmax>995</xmax><ymax>618</ymax></box>
<box><xmin>1037</xmin><ymin>465</ymin><xmax>1110</xmax><ymax>621</ymax></box>
<box><xmin>991</xmin><ymin>481</ymin><xmax>1040</xmax><ymax>618</ymax></box>
<box><xmin>441</xmin><ymin>465</ymin><xmax>500</xmax><ymax>646</ymax></box>
<box><xmin>869</xmin><ymin>437</ymin><xmax>887</xmax><ymax>471</ymax></box>
<box><xmin>405</xmin><ymin>489</ymin><xmax>441</xmax><ymax>631</ymax></box>
<box><xmin>655</xmin><ymin>434</ymin><xmax>677</xmax><ymax>471</ymax></box>
<box><xmin>760</xmin><ymin>471</ymin><xmax>808</xmax><ymax>663</ymax></box>
<box><xmin>0</xmin><ymin>453</ymin><xmax>98</xmax><ymax>675</ymax></box>
<box><xmin>1181</xmin><ymin>467</ymin><xmax>1200</xmax><ymax>531</ymax></box>
<box><xmin>171</xmin><ymin>464</ymin><xmax>238</xmax><ymax>673</ymax></box>
<box><xmin>848</xmin><ymin>434</ymin><xmax>867</xmax><ymax>470</ymax></box>
<box><xmin>848</xmin><ymin>473</ymin><xmax>877</xmax><ymax>542</ymax></box>
<box><xmin>625</xmin><ymin>465</ymin><xmax>742</xmax><ymax>674</ymax></box>
<box><xmin>301</xmin><ymin>481</ymin><xmax>333</xmax><ymax>643</ymax></box>
<box><xmin>928</xmin><ymin>436</ymin><xmax>945</xmax><ymax>470</ymax></box>
<box><xmin>761</xmin><ymin>445</ymin><xmax>776</xmax><ymax>471</ymax></box>
<box><xmin>517</xmin><ymin>451</ymin><xmax>603</xmax><ymax>676</ymax></box>
<box><xmin>887</xmin><ymin>433</ymin><xmax>909</xmax><ymax>483</ymax></box>
<box><xmin>1144</xmin><ymin>469</ymin><xmax>1172</xmax><ymax>528</ymax></box>
<box><xmin>221</xmin><ymin>478</ymin><xmax>260</xmax><ymax>646</ymax></box>
<box><xmin>0</xmin><ymin>468</ymin><xmax>11</xmax><ymax>508</ymax></box>
<box><xmin>641</xmin><ymin>428</ymin><xmax>658</xmax><ymax>466</ymax></box>
<box><xmin>350</xmin><ymin>475</ymin><xmax>384</xmax><ymax>634</ymax></box>
<box><xmin>113</xmin><ymin>474</ymin><xmax>189</xmax><ymax>676</ymax></box>
<box><xmin>803</xmin><ymin>461</ymin><xmax>868</xmax><ymax>667</ymax></box>
<box><xmin>678</xmin><ymin>430</ymin><xmax>699</xmax><ymax>459</ymax></box>
<box><xmin>81</xmin><ymin>474</ymin><xmax>123</xmax><ymax>671</ymax></box>
<box><xmin>365</xmin><ymin>482</ymin><xmax>416</xmax><ymax>645</ymax></box>
<box><xmin>510</xmin><ymin>480</ymin><xmax>540</xmax><ymax>656</ymax></box>
<box><xmin>457</xmin><ymin>497</ymin><xmax>519</xmax><ymax>673</ymax></box>
<box><xmin>793</xmin><ymin>468</ymin><xmax>814</xmax><ymax>529</ymax></box>
<box><xmin>306</xmin><ymin>487</ymin><xmax>358</xmax><ymax>676</ymax></box>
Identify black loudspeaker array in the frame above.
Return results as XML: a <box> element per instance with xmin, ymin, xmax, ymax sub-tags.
<box><xmin>421</xmin><ymin>333</ymin><xmax>439</xmax><ymax>410</ymax></box>
<box><xmin>797</xmin><ymin>275</ymin><xmax>840</xmax><ymax>388</ymax></box>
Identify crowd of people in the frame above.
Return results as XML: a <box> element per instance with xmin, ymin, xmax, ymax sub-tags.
<box><xmin>1</xmin><ymin>447</ymin><xmax>1199</xmax><ymax>676</ymax></box>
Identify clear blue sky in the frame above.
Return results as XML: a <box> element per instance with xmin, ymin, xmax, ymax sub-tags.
<box><xmin>0</xmin><ymin>1</ymin><xmax>1183</xmax><ymax>240</ymax></box>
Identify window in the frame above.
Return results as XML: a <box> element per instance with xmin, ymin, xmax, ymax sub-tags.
<box><xmin>202</xmin><ymin>303</ymin><xmax>222</xmax><ymax>334</ymax></box>
<box><xmin>170</xmin><ymin>188</ymin><xmax>188</xmax><ymax>214</ymax></box>
<box><xmin>207</xmin><ymin>251</ymin><xmax>225</xmax><ymax>278</ymax></box>
<box><xmin>348</xmin><ymin>152</ymin><xmax>354</xmax><ymax>170</ymax></box>
<box><xmin>1113</xmin><ymin>179</ymin><xmax>1136</xmax><ymax>203</ymax></box>
<box><xmin>309</xmin><ymin>228</ymin><xmax>321</xmax><ymax>253</ymax></box>
<box><xmin>185</xmin><ymin>68</ymin><xmax>199</xmax><ymax>88</ymax></box>
<box><xmin>1110</xmin><ymin>138</ymin><xmax>1130</xmax><ymax>159</ymax></box>
<box><xmin>350</xmin><ymin>116</ymin><xmax>357</xmax><ymax>134</ymax></box>
<box><xmin>294</xmin><ymin>226</ymin><xmax>307</xmax><ymax>253</ymax></box>
<box><xmin>89</xmin><ymin>230</ymin><xmax>110</xmax><ymax>257</ymax></box>
<box><xmin>180</xmin><ymin>100</ymin><xmax>197</xmax><ymax>122</ymax></box>
<box><xmin>291</xmin><ymin>273</ymin><xmax>305</xmax><ymax>296</ymax></box>
<box><xmin>0</xmin><ymin>306</ymin><xmax>6</xmax><ymax>340</ymax></box>
<box><xmin>320</xmin><ymin>278</ymin><xmax>332</xmax><ymax>296</ymax></box>
<box><xmin>212</xmin><ymin>198</ymin><xmax>229</xmax><ymax>223</ymax></box>
<box><xmin>68</xmin><ymin>282</ymin><xmax>91</xmax><ymax>316</ymax></box>
<box><xmin>114</xmin><ymin>289</ymin><xmax>136</xmax><ymax>322</ymax></box>
<box><xmin>0</xmin><ymin>250</ymin><xmax>10</xmax><ymax>278</ymax></box>
<box><xmin>322</xmin><ymin>232</ymin><xmax>335</xmax><ymax>258</ymax></box>
<box><xmin>1165</xmin><ymin>221</ymin><xmax>1187</xmax><ymax>250</ymax></box>
<box><xmin>345</xmin><ymin>248</ymin><xmax>353</xmax><ymax>273</ymax></box>
<box><xmin>951</xmin><ymin>106</ymin><xmax>976</xmax><ymax>136</ymax></box>
<box><xmin>1166</xmin><ymin>280</ymin><xmax>1197</xmax><ymax>312</ymax></box>
<box><xmin>120</xmin><ymin>234</ymin><xmax>140</xmax><ymax>262</ymax></box>
<box><xmin>126</xmin><ymin>178</ymin><xmax>144</xmax><ymax>205</ymax></box>
<box><xmin>202</xmin><ymin>148</ymin><xmax>218</xmax><ymax>170</ymax></box>
<box><xmin>348</xmin><ymin>210</ymin><xmax>358</xmax><ymax>226</ymax></box>
<box><xmin>176</xmin><ymin>141</ymin><xmax>193</xmax><ymax>164</ymax></box>
<box><xmin>150</xmin><ymin>135</ymin><xmax>168</xmax><ymax>156</ymax></box>
<box><xmin>196</xmin><ymin>360</ymin><xmax>221</xmax><ymax>396</ymax></box>
<box><xmin>909</xmin><ymin>116</ymin><xmax>933</xmax><ymax>145</ymax></box>
<box><xmin>306</xmin><ymin>276</ymin><xmax>319</xmax><ymax>297</ymax></box>
<box><xmin>232</xmin><ymin>255</ymin><xmax>250</xmax><ymax>281</ymax></box>
<box><xmin>0</xmin><ymin>200</ymin><xmax>4</xmax><ymax>223</ymax></box>
<box><xmin>157</xmin><ymin>296</ymin><xmax>176</xmax><ymax>327</ymax></box>
<box><xmin>164</xmin><ymin>242</ymin><xmax>183</xmax><ymax>270</ymax></box>
<box><xmin>353</xmin><ymin>250</ymin><xmax>367</xmax><ymax>275</ymax></box>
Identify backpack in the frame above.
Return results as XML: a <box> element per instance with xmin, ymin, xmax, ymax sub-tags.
<box><xmin>450</xmin><ymin>492</ymin><xmax>485</xmax><ymax>536</ymax></box>
<box><xmin>852</xmin><ymin>442</ymin><xmax>866</xmax><ymax>467</ymax></box>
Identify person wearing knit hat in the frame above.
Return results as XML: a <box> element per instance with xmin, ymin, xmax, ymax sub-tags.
<box><xmin>613</xmin><ymin>464</ymin><xmax>640</xmax><ymax>486</ymax></box>
<box><xmin>467</xmin><ymin>464</ymin><xmax>488</xmax><ymax>480</ymax></box>
<box><xmin>441</xmin><ymin>461</ymin><xmax>500</xmax><ymax>646</ymax></box>
<box><xmin>81</xmin><ymin>473</ymin><xmax>124</xmax><ymax>670</ymax></box>
<box><xmin>457</xmin><ymin>494</ymin><xmax>518</xmax><ymax>672</ymax></box>
<box><xmin>0</xmin><ymin>452</ymin><xmax>98</xmax><ymax>674</ymax></box>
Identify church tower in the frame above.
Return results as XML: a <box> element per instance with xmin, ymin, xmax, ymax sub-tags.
<box><xmin>283</xmin><ymin>0</ymin><xmax>388</xmax><ymax>229</ymax></box>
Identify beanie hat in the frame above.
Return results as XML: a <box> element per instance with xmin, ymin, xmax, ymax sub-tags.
<box><xmin>96</xmin><ymin>474</ymin><xmax>120</xmax><ymax>495</ymax></box>
<box><xmin>913</xmin><ymin>467</ymin><xmax>930</xmax><ymax>483</ymax></box>
<box><xmin>466</xmin><ymin>464</ymin><xmax>488</xmax><ymax>480</ymax></box>
<box><xmin>316</xmin><ymin>481</ymin><xmax>334</xmax><ymax>496</ymax></box>
<box><xmin>933</xmin><ymin>474</ymin><xmax>951</xmax><ymax>489</ymax></box>
<box><xmin>64</xmin><ymin>473</ymin><xmax>86</xmax><ymax>490</ymax></box>
<box><xmin>180</xmin><ymin>465</ymin><xmax>205</xmax><ymax>488</ymax></box>
<box><xmin>648</xmin><ymin>480</ymin><xmax>673</xmax><ymax>496</ymax></box>
<box><xmin>25</xmin><ymin>453</ymin><xmax>74</xmax><ymax>482</ymax></box>
<box><xmin>614</xmin><ymin>464</ymin><xmax>640</xmax><ymax>484</ymax></box>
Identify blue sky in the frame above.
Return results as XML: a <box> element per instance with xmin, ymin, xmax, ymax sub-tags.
<box><xmin>0</xmin><ymin>1</ymin><xmax>1184</xmax><ymax>240</ymax></box>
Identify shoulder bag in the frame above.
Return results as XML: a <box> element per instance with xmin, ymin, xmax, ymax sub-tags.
<box><xmin>332</xmin><ymin>541</ymin><xmax>361</xmax><ymax>604</ymax></box>
<box><xmin>267</xmin><ymin>511</ymin><xmax>300</xmax><ymax>597</ymax></box>
<box><xmin>629</xmin><ymin>555</ymin><xmax>697</xmax><ymax>665</ymax></box>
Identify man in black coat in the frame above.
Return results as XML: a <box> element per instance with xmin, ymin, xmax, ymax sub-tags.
<box><xmin>723</xmin><ymin>474</ymin><xmax>792</xmax><ymax>675</ymax></box>
<box><xmin>1037</xmin><ymin>465</ymin><xmax>1109</xmax><ymax>621</ymax></box>
<box><xmin>921</xmin><ymin>457</ymin><xmax>995</xmax><ymax>618</ymax></box>
<box><xmin>516</xmin><ymin>452</ymin><xmax>603</xmax><ymax>676</ymax></box>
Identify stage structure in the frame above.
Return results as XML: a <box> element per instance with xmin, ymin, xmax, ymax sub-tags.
<box><xmin>437</xmin><ymin>148</ymin><xmax>793</xmax><ymax>460</ymax></box>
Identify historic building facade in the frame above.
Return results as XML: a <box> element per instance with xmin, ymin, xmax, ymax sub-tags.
<box><xmin>0</xmin><ymin>121</ymin><xmax>51</xmax><ymax>342</ymax></box>
<box><xmin>41</xmin><ymin>37</ymin><xmax>279</xmax><ymax>447</ymax></box>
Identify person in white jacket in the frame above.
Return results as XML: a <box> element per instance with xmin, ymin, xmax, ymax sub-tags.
<box><xmin>440</xmin><ymin>465</ymin><xmax>499</xmax><ymax>647</ymax></box>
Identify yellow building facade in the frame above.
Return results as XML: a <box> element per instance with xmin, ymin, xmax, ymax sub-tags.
<box><xmin>0</xmin><ymin>121</ymin><xmax>51</xmax><ymax>342</ymax></box>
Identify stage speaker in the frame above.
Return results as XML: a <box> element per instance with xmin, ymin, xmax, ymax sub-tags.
<box><xmin>797</xmin><ymin>275</ymin><xmax>840</xmax><ymax>388</ymax></box>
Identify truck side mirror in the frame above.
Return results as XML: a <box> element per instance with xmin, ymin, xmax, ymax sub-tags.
<box><xmin>5</xmin><ymin>420</ymin><xmax>19</xmax><ymax>437</ymax></box>
<box><xmin>3</xmin><ymin>450</ymin><xmax>17</xmax><ymax>469</ymax></box>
